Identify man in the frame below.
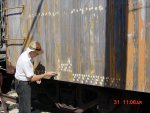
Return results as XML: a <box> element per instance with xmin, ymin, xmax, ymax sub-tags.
<box><xmin>15</xmin><ymin>41</ymin><xmax>57</xmax><ymax>113</ymax></box>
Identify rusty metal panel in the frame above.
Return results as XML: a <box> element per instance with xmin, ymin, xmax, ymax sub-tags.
<box><xmin>5</xmin><ymin>0</ymin><xmax>150</xmax><ymax>93</ymax></box>
<box><xmin>126</xmin><ymin>0</ymin><xmax>150</xmax><ymax>92</ymax></box>
<box><xmin>145</xmin><ymin>0</ymin><xmax>150</xmax><ymax>92</ymax></box>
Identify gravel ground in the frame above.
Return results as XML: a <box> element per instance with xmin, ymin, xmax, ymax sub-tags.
<box><xmin>0</xmin><ymin>90</ymin><xmax>18</xmax><ymax>113</ymax></box>
<box><xmin>0</xmin><ymin>90</ymin><xmax>51</xmax><ymax>113</ymax></box>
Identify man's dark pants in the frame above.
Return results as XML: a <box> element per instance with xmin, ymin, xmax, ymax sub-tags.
<box><xmin>15</xmin><ymin>79</ymin><xmax>31</xmax><ymax>113</ymax></box>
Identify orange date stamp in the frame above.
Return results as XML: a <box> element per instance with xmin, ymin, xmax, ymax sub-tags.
<box><xmin>114</xmin><ymin>99</ymin><xmax>142</xmax><ymax>105</ymax></box>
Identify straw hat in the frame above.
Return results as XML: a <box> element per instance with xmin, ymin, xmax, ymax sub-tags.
<box><xmin>28</xmin><ymin>41</ymin><xmax>43</xmax><ymax>54</ymax></box>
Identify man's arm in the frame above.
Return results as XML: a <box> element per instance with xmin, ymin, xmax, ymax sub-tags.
<box><xmin>30</xmin><ymin>72</ymin><xmax>57</xmax><ymax>82</ymax></box>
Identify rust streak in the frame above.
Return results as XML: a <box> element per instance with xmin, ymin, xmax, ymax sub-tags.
<box><xmin>138</xmin><ymin>0</ymin><xmax>146</xmax><ymax>91</ymax></box>
<box><xmin>126</xmin><ymin>0</ymin><xmax>134</xmax><ymax>90</ymax></box>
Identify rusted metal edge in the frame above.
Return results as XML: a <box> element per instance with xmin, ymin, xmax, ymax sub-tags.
<box><xmin>0</xmin><ymin>5</ymin><xmax>24</xmax><ymax>12</ymax></box>
<box><xmin>4</xmin><ymin>38</ymin><xmax>26</xmax><ymax>41</ymax></box>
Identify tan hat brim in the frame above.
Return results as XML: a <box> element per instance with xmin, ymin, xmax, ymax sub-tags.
<box><xmin>27</xmin><ymin>48</ymin><xmax>44</xmax><ymax>55</ymax></box>
<box><xmin>27</xmin><ymin>48</ymin><xmax>35</xmax><ymax>53</ymax></box>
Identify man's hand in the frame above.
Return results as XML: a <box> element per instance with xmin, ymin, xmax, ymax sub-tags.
<box><xmin>43</xmin><ymin>71</ymin><xmax>57</xmax><ymax>79</ymax></box>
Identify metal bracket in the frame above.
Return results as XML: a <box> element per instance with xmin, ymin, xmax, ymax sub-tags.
<box><xmin>4</xmin><ymin>38</ymin><xmax>26</xmax><ymax>41</ymax></box>
<box><xmin>0</xmin><ymin>5</ymin><xmax>24</xmax><ymax>12</ymax></box>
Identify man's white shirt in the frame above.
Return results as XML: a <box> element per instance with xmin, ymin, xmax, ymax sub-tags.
<box><xmin>15</xmin><ymin>48</ymin><xmax>34</xmax><ymax>81</ymax></box>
